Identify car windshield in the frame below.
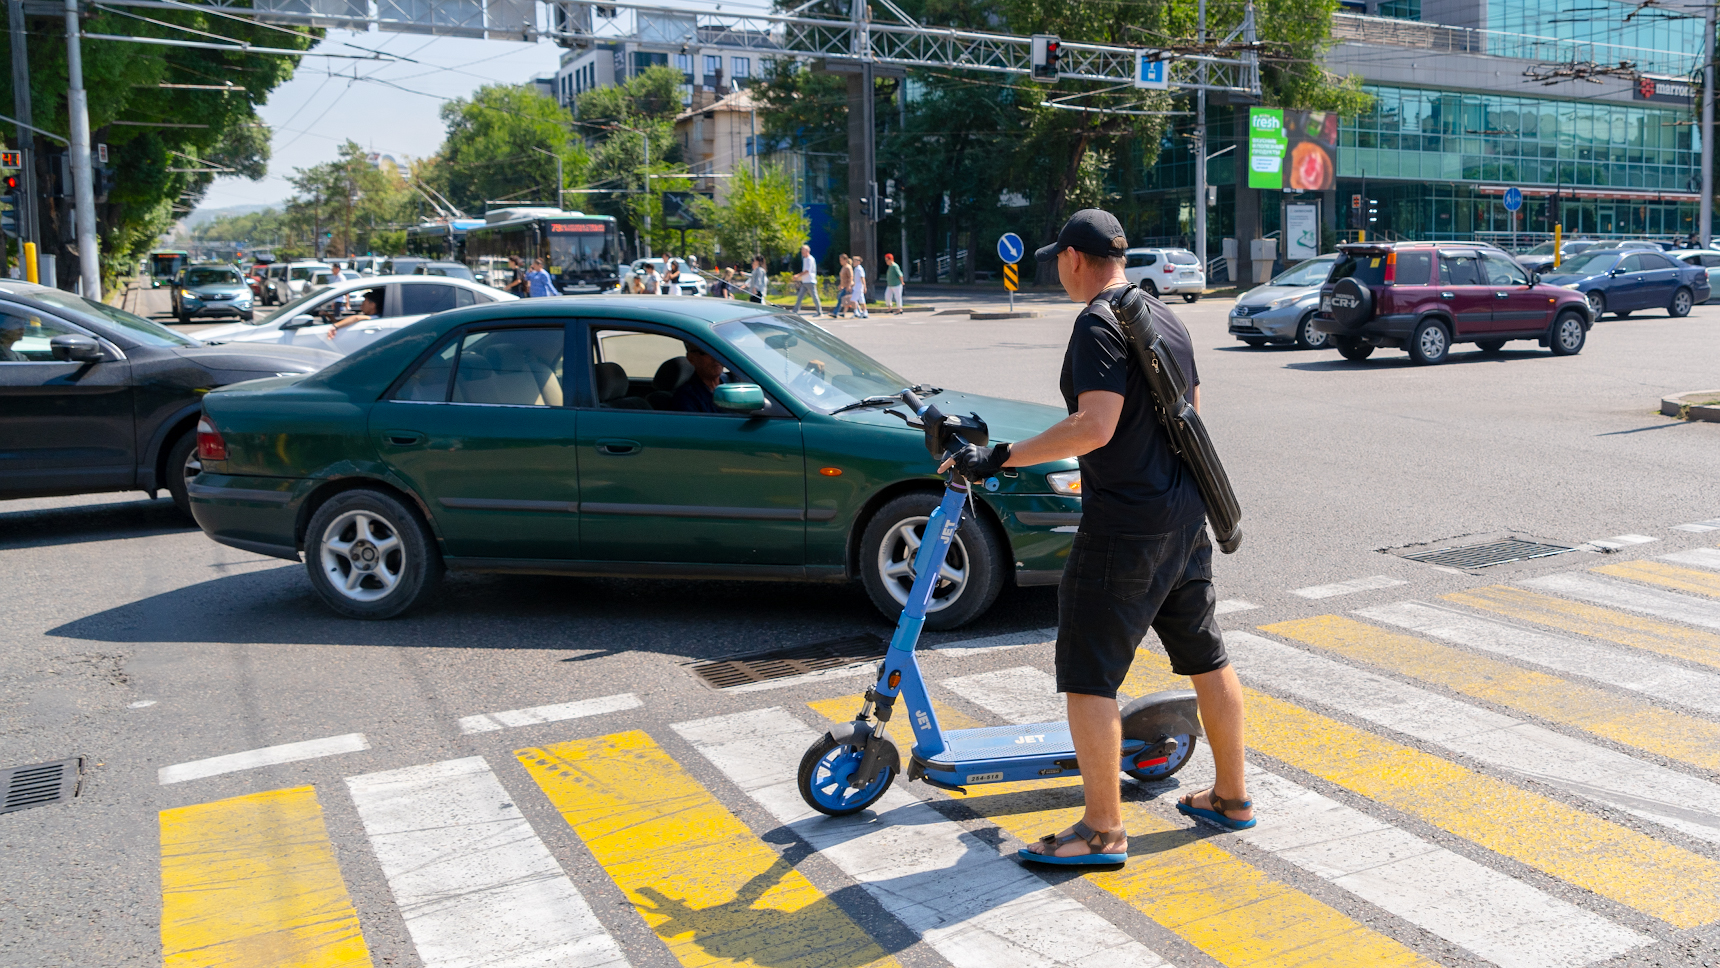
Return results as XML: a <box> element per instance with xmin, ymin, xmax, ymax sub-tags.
<box><xmin>1557</xmin><ymin>251</ymin><xmax>1621</xmax><ymax>275</ymax></box>
<box><xmin>1271</xmin><ymin>257</ymin><xmax>1336</xmax><ymax>287</ymax></box>
<box><xmin>1330</xmin><ymin>252</ymin><xmax>1390</xmax><ymax>286</ymax></box>
<box><xmin>1523</xmin><ymin>242</ymin><xmax>1556</xmax><ymax>256</ymax></box>
<box><xmin>714</xmin><ymin>315</ymin><xmax>910</xmax><ymax>413</ymax></box>
<box><xmin>184</xmin><ymin>267</ymin><xmax>242</xmax><ymax>287</ymax></box>
<box><xmin>23</xmin><ymin>289</ymin><xmax>197</xmax><ymax>346</ymax></box>
<box><xmin>257</xmin><ymin>285</ymin><xmax>350</xmax><ymax>325</ymax></box>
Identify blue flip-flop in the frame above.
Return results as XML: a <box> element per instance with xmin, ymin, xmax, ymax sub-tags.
<box><xmin>1017</xmin><ymin>820</ymin><xmax>1127</xmax><ymax>866</ymax></box>
<box><xmin>1177</xmin><ymin>793</ymin><xmax>1257</xmax><ymax>831</ymax></box>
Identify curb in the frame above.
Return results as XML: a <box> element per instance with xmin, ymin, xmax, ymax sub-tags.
<box><xmin>1661</xmin><ymin>390</ymin><xmax>1720</xmax><ymax>422</ymax></box>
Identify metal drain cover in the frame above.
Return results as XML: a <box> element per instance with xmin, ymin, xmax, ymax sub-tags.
<box><xmin>2</xmin><ymin>758</ymin><xmax>82</xmax><ymax>814</ymax></box>
<box><xmin>688</xmin><ymin>634</ymin><xmax>885</xmax><ymax>689</ymax></box>
<box><xmin>1403</xmin><ymin>538</ymin><xmax>1574</xmax><ymax>570</ymax></box>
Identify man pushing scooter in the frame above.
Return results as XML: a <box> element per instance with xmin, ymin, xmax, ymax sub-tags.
<box><xmin>942</xmin><ymin>209</ymin><xmax>1254</xmax><ymax>865</ymax></box>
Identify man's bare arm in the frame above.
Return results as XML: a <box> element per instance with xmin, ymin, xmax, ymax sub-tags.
<box><xmin>1002</xmin><ymin>391</ymin><xmax>1125</xmax><ymax>466</ymax></box>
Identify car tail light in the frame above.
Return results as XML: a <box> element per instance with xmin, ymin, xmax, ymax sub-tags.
<box><xmin>1384</xmin><ymin>251</ymin><xmax>1397</xmax><ymax>285</ymax></box>
<box><xmin>196</xmin><ymin>417</ymin><xmax>228</xmax><ymax>461</ymax></box>
<box><xmin>1163</xmin><ymin>263</ymin><xmax>1174</xmax><ymax>273</ymax></box>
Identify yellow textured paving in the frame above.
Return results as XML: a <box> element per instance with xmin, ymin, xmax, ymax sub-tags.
<box><xmin>160</xmin><ymin>786</ymin><xmax>372</xmax><ymax>968</ymax></box>
<box><xmin>517</xmin><ymin>730</ymin><xmax>900</xmax><ymax>968</ymax></box>
<box><xmin>805</xmin><ymin>693</ymin><xmax>986</xmax><ymax>731</ymax></box>
<box><xmin>1444</xmin><ymin>584</ymin><xmax>1720</xmax><ymax>670</ymax></box>
<box><xmin>958</xmin><ymin>782</ymin><xmax>1433</xmax><ymax>967</ymax></box>
<box><xmin>1122</xmin><ymin>648</ymin><xmax>1720</xmax><ymax>928</ymax></box>
<box><xmin>1264</xmin><ymin>614</ymin><xmax>1720</xmax><ymax>772</ymax></box>
<box><xmin>1596</xmin><ymin>559</ymin><xmax>1720</xmax><ymax>599</ymax></box>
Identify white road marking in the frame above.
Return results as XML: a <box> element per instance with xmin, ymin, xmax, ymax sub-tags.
<box><xmin>673</xmin><ymin>708</ymin><xmax>1166</xmax><ymax>968</ymax></box>
<box><xmin>1582</xmin><ymin>534</ymin><xmax>1659</xmax><ymax>552</ymax></box>
<box><xmin>1524</xmin><ymin>572</ymin><xmax>1720</xmax><ymax>631</ymax></box>
<box><xmin>1662</xmin><ymin>547</ymin><xmax>1720</xmax><ymax>570</ymax></box>
<box><xmin>128</xmin><ymin>699</ymin><xmax>157</xmax><ymax>708</ymax></box>
<box><xmin>928</xmin><ymin>627</ymin><xmax>1056</xmax><ymax>657</ymax></box>
<box><xmin>345</xmin><ymin>757</ymin><xmax>629</xmax><ymax>968</ymax></box>
<box><xmin>158</xmin><ymin>732</ymin><xmax>369</xmax><ymax>785</ymax></box>
<box><xmin>1215</xmin><ymin>599</ymin><xmax>1260</xmax><ymax>615</ymax></box>
<box><xmin>948</xmin><ymin>665</ymin><xmax>1646</xmax><ymax>968</ymax></box>
<box><xmin>1225</xmin><ymin>630</ymin><xmax>1720</xmax><ymax>845</ymax></box>
<box><xmin>458</xmin><ymin>692</ymin><xmax>641</xmax><ymax>734</ymax></box>
<box><xmin>1359</xmin><ymin>600</ymin><xmax>1720</xmax><ymax>716</ymax></box>
<box><xmin>725</xmin><ymin>662</ymin><xmax>879</xmax><ymax>694</ymax></box>
<box><xmin>942</xmin><ymin>667</ymin><xmax>1066</xmax><ymax>723</ymax></box>
<box><xmin>1673</xmin><ymin>519</ymin><xmax>1720</xmax><ymax>533</ymax></box>
<box><xmin>1291</xmin><ymin>575</ymin><xmax>1408</xmax><ymax>600</ymax></box>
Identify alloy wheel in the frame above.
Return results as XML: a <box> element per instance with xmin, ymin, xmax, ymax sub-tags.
<box><xmin>1673</xmin><ymin>289</ymin><xmax>1693</xmax><ymax>316</ymax></box>
<box><xmin>1558</xmin><ymin>317</ymin><xmax>1584</xmax><ymax>352</ymax></box>
<box><xmin>1418</xmin><ymin>324</ymin><xmax>1448</xmax><ymax>360</ymax></box>
<box><xmin>1585</xmin><ymin>290</ymin><xmax>1604</xmax><ymax>317</ymax></box>
<box><xmin>319</xmin><ymin>509</ymin><xmax>406</xmax><ymax>602</ymax></box>
<box><xmin>876</xmin><ymin>515</ymin><xmax>970</xmax><ymax>612</ymax></box>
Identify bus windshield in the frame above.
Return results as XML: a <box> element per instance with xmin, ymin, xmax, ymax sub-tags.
<box><xmin>547</xmin><ymin>222</ymin><xmax>616</xmax><ymax>288</ymax></box>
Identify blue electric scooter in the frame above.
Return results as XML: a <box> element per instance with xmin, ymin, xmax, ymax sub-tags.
<box><xmin>797</xmin><ymin>389</ymin><xmax>1204</xmax><ymax>816</ymax></box>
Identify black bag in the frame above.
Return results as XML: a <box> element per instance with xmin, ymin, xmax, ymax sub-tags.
<box><xmin>1106</xmin><ymin>285</ymin><xmax>1243</xmax><ymax>553</ymax></box>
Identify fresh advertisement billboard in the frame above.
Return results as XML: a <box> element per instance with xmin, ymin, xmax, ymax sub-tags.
<box><xmin>1248</xmin><ymin>107</ymin><xmax>1339</xmax><ymax>191</ymax></box>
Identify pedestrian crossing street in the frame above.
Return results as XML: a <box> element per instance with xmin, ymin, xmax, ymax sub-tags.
<box><xmin>156</xmin><ymin>547</ymin><xmax>1720</xmax><ymax>968</ymax></box>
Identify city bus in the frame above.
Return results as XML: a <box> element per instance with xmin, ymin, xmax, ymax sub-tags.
<box><xmin>404</xmin><ymin>218</ymin><xmax>484</xmax><ymax>262</ymax></box>
<box><xmin>463</xmin><ymin>209</ymin><xmax>620</xmax><ymax>294</ymax></box>
<box><xmin>148</xmin><ymin>249</ymin><xmax>190</xmax><ymax>288</ymax></box>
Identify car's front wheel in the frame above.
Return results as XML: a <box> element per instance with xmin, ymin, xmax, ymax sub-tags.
<box><xmin>1295</xmin><ymin>314</ymin><xmax>1329</xmax><ymax>350</ymax></box>
<box><xmin>1585</xmin><ymin>290</ymin><xmax>1606</xmax><ymax>318</ymax></box>
<box><xmin>1549</xmin><ymin>311</ymin><xmax>1586</xmax><ymax>356</ymax></box>
<box><xmin>1669</xmin><ymin>286</ymin><xmax>1694</xmax><ymax>318</ymax></box>
<box><xmin>1141</xmin><ymin>280</ymin><xmax>1159</xmax><ymax>298</ymax></box>
<box><xmin>1333</xmin><ymin>336</ymin><xmax>1374</xmax><ymax>361</ymax></box>
<box><xmin>305</xmin><ymin>489</ymin><xmax>444</xmax><ymax>619</ymax></box>
<box><xmin>164</xmin><ymin>430</ymin><xmax>199</xmax><ymax>517</ymax></box>
<box><xmin>859</xmin><ymin>492</ymin><xmax>1005</xmax><ymax>630</ymax></box>
<box><xmin>1407</xmin><ymin>319</ymin><xmax>1451</xmax><ymax>365</ymax></box>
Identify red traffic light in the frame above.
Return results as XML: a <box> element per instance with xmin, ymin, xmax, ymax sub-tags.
<box><xmin>2</xmin><ymin>175</ymin><xmax>17</xmax><ymax>191</ymax></box>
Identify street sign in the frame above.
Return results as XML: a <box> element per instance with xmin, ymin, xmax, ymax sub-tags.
<box><xmin>1135</xmin><ymin>53</ymin><xmax>1169</xmax><ymax>89</ymax></box>
<box><xmin>0</xmin><ymin>150</ymin><xmax>18</xmax><ymax>169</ymax></box>
<box><xmin>1503</xmin><ymin>187</ymin><xmax>1523</xmax><ymax>212</ymax></box>
<box><xmin>1003</xmin><ymin>262</ymin><xmax>1018</xmax><ymax>291</ymax></box>
<box><xmin>997</xmin><ymin>232</ymin><xmax>1023</xmax><ymax>264</ymax></box>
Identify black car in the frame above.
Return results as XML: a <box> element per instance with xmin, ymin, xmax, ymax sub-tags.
<box><xmin>0</xmin><ymin>282</ymin><xmax>338</xmax><ymax>514</ymax></box>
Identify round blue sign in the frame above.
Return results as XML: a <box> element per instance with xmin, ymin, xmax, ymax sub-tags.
<box><xmin>1502</xmin><ymin>187</ymin><xmax>1523</xmax><ymax>212</ymax></box>
<box><xmin>997</xmin><ymin>233</ymin><xmax>1024</xmax><ymax>264</ymax></box>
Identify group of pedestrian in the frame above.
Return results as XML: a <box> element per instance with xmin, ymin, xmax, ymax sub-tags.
<box><xmin>789</xmin><ymin>245</ymin><xmax>906</xmax><ymax>318</ymax></box>
<box><xmin>501</xmin><ymin>255</ymin><xmax>554</xmax><ymax>298</ymax></box>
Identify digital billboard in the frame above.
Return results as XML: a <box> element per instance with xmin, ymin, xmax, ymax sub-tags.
<box><xmin>1248</xmin><ymin>107</ymin><xmax>1338</xmax><ymax>191</ymax></box>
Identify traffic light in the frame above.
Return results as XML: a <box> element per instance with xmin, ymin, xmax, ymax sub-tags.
<box><xmin>1367</xmin><ymin>198</ymin><xmax>1379</xmax><ymax>225</ymax></box>
<box><xmin>93</xmin><ymin>164</ymin><xmax>116</xmax><ymax>200</ymax></box>
<box><xmin>882</xmin><ymin>194</ymin><xmax>897</xmax><ymax>217</ymax></box>
<box><xmin>1031</xmin><ymin>34</ymin><xmax>1061</xmax><ymax>83</ymax></box>
<box><xmin>859</xmin><ymin>195</ymin><xmax>872</xmax><ymax>218</ymax></box>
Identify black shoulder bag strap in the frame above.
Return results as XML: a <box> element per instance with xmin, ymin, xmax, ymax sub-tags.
<box><xmin>1102</xmin><ymin>284</ymin><xmax>1243</xmax><ymax>554</ymax></box>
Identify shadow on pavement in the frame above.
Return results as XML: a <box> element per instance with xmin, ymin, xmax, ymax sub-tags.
<box><xmin>0</xmin><ymin>497</ymin><xmax>196</xmax><ymax>550</ymax></box>
<box><xmin>1280</xmin><ymin>348</ymin><xmax>1550</xmax><ymax>371</ymax></box>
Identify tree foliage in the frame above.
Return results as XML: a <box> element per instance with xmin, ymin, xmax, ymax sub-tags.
<box><xmin>431</xmin><ymin>83</ymin><xmax>589</xmax><ymax>214</ymax></box>
<box><xmin>192</xmin><ymin>141</ymin><xmax>413</xmax><ymax>258</ymax></box>
<box><xmin>697</xmin><ymin>164</ymin><xmax>808</xmax><ymax>262</ymax></box>
<box><xmin>572</xmin><ymin>65</ymin><xmax>689</xmax><ymax>249</ymax></box>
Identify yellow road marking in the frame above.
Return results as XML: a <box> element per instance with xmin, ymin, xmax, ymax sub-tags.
<box><xmin>1122</xmin><ymin>648</ymin><xmax>1720</xmax><ymax>928</ymax></box>
<box><xmin>517</xmin><ymin>731</ymin><xmax>900</xmax><ymax>968</ymax></box>
<box><xmin>1596</xmin><ymin>559</ymin><xmax>1720</xmax><ymax>599</ymax></box>
<box><xmin>958</xmin><ymin>783</ymin><xmax>1432</xmax><ymax>967</ymax></box>
<box><xmin>1264</xmin><ymin>615</ymin><xmax>1720</xmax><ymax>772</ymax></box>
<box><xmin>805</xmin><ymin>694</ymin><xmax>986</xmax><ymax>731</ymax></box>
<box><xmin>1444</xmin><ymin>585</ymin><xmax>1720</xmax><ymax>670</ymax></box>
<box><xmin>160</xmin><ymin>786</ymin><xmax>372</xmax><ymax>968</ymax></box>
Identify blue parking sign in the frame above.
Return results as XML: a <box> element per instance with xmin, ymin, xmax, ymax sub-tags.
<box><xmin>997</xmin><ymin>233</ymin><xmax>1024</xmax><ymax>263</ymax></box>
<box><xmin>1503</xmin><ymin>187</ymin><xmax>1523</xmax><ymax>212</ymax></box>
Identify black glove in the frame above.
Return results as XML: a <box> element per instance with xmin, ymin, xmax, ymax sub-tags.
<box><xmin>948</xmin><ymin>441</ymin><xmax>1010</xmax><ymax>480</ymax></box>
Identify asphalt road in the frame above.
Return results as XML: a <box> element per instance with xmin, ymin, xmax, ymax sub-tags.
<box><xmin>4</xmin><ymin>288</ymin><xmax>1720</xmax><ymax>968</ymax></box>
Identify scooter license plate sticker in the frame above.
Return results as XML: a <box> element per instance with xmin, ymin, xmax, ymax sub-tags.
<box><xmin>966</xmin><ymin>771</ymin><xmax>1003</xmax><ymax>783</ymax></box>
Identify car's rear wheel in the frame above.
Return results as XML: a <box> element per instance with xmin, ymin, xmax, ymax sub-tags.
<box><xmin>1407</xmin><ymin>319</ymin><xmax>1451</xmax><ymax>365</ymax></box>
<box><xmin>1475</xmin><ymin>339</ymin><xmax>1507</xmax><ymax>353</ymax></box>
<box><xmin>859</xmin><ymin>492</ymin><xmax>1005</xmax><ymax>630</ymax></box>
<box><xmin>1549</xmin><ymin>312</ymin><xmax>1586</xmax><ymax>356</ymax></box>
<box><xmin>1181</xmin><ymin>293</ymin><xmax>1199</xmax><ymax>304</ymax></box>
<box><xmin>164</xmin><ymin>430</ymin><xmax>199</xmax><ymax>517</ymax></box>
<box><xmin>1333</xmin><ymin>336</ymin><xmax>1374</xmax><ymax>362</ymax></box>
<box><xmin>305</xmin><ymin>489</ymin><xmax>444</xmax><ymax>619</ymax></box>
<box><xmin>1585</xmin><ymin>290</ymin><xmax>1606</xmax><ymax>318</ymax></box>
<box><xmin>1295</xmin><ymin>314</ymin><xmax>1329</xmax><ymax>350</ymax></box>
<box><xmin>1669</xmin><ymin>287</ymin><xmax>1694</xmax><ymax>318</ymax></box>
<box><xmin>1140</xmin><ymin>280</ymin><xmax>1159</xmax><ymax>298</ymax></box>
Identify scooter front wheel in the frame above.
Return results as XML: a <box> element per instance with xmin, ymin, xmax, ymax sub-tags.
<box><xmin>798</xmin><ymin>733</ymin><xmax>895</xmax><ymax>816</ymax></box>
<box><xmin>1125</xmin><ymin>734</ymin><xmax>1198</xmax><ymax>783</ymax></box>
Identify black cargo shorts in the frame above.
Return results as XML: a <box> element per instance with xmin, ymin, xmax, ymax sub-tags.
<box><xmin>1055</xmin><ymin>519</ymin><xmax>1228</xmax><ymax>698</ymax></box>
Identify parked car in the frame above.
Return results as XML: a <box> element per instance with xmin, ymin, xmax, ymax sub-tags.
<box><xmin>1539</xmin><ymin>248</ymin><xmax>1710</xmax><ymax>319</ymax></box>
<box><xmin>620</xmin><ymin>258</ymin><xmax>707</xmax><ymax>296</ymax></box>
<box><xmin>0</xmin><ymin>281</ymin><xmax>336</xmax><ymax>514</ymax></box>
<box><xmin>171</xmin><ymin>264</ymin><xmax>255</xmax><ymax>323</ymax></box>
<box><xmin>1228</xmin><ymin>254</ymin><xmax>1338</xmax><ymax>349</ymax></box>
<box><xmin>412</xmin><ymin>261</ymin><xmax>477</xmax><ymax>283</ymax></box>
<box><xmin>1124</xmin><ymin>247</ymin><xmax>1205</xmax><ymax>302</ymax></box>
<box><xmin>260</xmin><ymin>261</ymin><xmax>332</xmax><ymax>306</ymax></box>
<box><xmin>195</xmin><ymin>275</ymin><xmax>517</xmax><ymax>356</ymax></box>
<box><xmin>1314</xmin><ymin>241</ymin><xmax>1593</xmax><ymax>364</ymax></box>
<box><xmin>188</xmin><ymin>297</ymin><xmax>1081</xmax><ymax>627</ymax></box>
<box><xmin>1518</xmin><ymin>238</ymin><xmax>1599</xmax><ymax>275</ymax></box>
<box><xmin>1669</xmin><ymin>249</ymin><xmax>1720</xmax><ymax>301</ymax></box>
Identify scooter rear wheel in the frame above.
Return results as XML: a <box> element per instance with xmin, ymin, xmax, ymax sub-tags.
<box><xmin>798</xmin><ymin>733</ymin><xmax>895</xmax><ymax>816</ymax></box>
<box><xmin>1124</xmin><ymin>734</ymin><xmax>1198</xmax><ymax>783</ymax></box>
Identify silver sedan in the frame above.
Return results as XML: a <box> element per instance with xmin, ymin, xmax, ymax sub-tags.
<box><xmin>1228</xmin><ymin>255</ymin><xmax>1339</xmax><ymax>349</ymax></box>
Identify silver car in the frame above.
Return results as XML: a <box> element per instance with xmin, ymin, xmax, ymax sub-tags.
<box><xmin>1228</xmin><ymin>255</ymin><xmax>1339</xmax><ymax>349</ymax></box>
<box><xmin>194</xmin><ymin>274</ymin><xmax>516</xmax><ymax>356</ymax></box>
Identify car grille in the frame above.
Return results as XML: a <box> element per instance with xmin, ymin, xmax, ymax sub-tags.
<box><xmin>1229</xmin><ymin>324</ymin><xmax>1264</xmax><ymax>335</ymax></box>
<box><xmin>1231</xmin><ymin>304</ymin><xmax>1267</xmax><ymax>318</ymax></box>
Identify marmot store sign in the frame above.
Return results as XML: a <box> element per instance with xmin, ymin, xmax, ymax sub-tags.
<box><xmin>1247</xmin><ymin>107</ymin><xmax>1338</xmax><ymax>191</ymax></box>
<box><xmin>1635</xmin><ymin>77</ymin><xmax>1694</xmax><ymax>105</ymax></box>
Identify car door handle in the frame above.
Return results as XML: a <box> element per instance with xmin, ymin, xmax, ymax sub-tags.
<box><xmin>596</xmin><ymin>438</ymin><xmax>641</xmax><ymax>456</ymax></box>
<box><xmin>1440</xmin><ymin>291</ymin><xmax>1455</xmax><ymax>299</ymax></box>
<box><xmin>383</xmin><ymin>431</ymin><xmax>425</xmax><ymax>446</ymax></box>
<box><xmin>1495</xmin><ymin>291</ymin><xmax>1510</xmax><ymax>298</ymax></box>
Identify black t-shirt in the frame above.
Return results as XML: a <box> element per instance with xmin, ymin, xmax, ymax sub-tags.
<box><xmin>1059</xmin><ymin>285</ymin><xmax>1205</xmax><ymax>536</ymax></box>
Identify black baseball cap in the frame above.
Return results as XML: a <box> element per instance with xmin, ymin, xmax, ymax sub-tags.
<box><xmin>1035</xmin><ymin>208</ymin><xmax>1128</xmax><ymax>262</ymax></box>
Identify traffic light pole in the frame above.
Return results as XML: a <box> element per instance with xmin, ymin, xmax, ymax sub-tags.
<box><xmin>64</xmin><ymin>0</ymin><xmax>99</xmax><ymax>296</ymax></box>
<box><xmin>7</xmin><ymin>0</ymin><xmax>36</xmax><ymax>256</ymax></box>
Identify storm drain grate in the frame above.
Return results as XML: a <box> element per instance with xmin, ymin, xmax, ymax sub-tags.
<box><xmin>1</xmin><ymin>758</ymin><xmax>82</xmax><ymax>814</ymax></box>
<box><xmin>689</xmin><ymin>634</ymin><xmax>886</xmax><ymax>689</ymax></box>
<box><xmin>1404</xmin><ymin>539</ymin><xmax>1575</xmax><ymax>570</ymax></box>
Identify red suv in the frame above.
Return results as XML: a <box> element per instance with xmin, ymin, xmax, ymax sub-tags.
<box><xmin>1314</xmin><ymin>242</ymin><xmax>1592</xmax><ymax>364</ymax></box>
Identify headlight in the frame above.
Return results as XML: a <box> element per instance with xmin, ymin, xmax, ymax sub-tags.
<box><xmin>180</xmin><ymin>289</ymin><xmax>197</xmax><ymax>299</ymax></box>
<box><xmin>1046</xmin><ymin>469</ymin><xmax>1082</xmax><ymax>496</ymax></box>
<box><xmin>1267</xmin><ymin>294</ymin><xmax>1311</xmax><ymax>310</ymax></box>
<box><xmin>1560</xmin><ymin>283</ymin><xmax>1581</xmax><ymax>290</ymax></box>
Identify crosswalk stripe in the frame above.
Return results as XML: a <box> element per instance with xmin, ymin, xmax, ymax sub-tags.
<box><xmin>946</xmin><ymin>666</ymin><xmax>1648</xmax><ymax>968</ymax></box>
<box><xmin>1596</xmin><ymin>559</ymin><xmax>1720</xmax><ymax>599</ymax></box>
<box><xmin>1214</xmin><ymin>599</ymin><xmax>1260</xmax><ymax>615</ymax></box>
<box><xmin>1673</xmin><ymin>520</ymin><xmax>1720</xmax><ymax>533</ymax></box>
<box><xmin>1583</xmin><ymin>534</ymin><xmax>1658</xmax><ymax>552</ymax></box>
<box><xmin>672</xmin><ymin>708</ymin><xmax>1169</xmax><ymax>968</ymax></box>
<box><xmin>458</xmin><ymin>692</ymin><xmax>641</xmax><ymax>734</ymax></box>
<box><xmin>1232</xmin><ymin>628</ymin><xmax>1720</xmax><ymax>846</ymax></box>
<box><xmin>159</xmin><ymin>733</ymin><xmax>370</xmax><ymax>785</ymax></box>
<box><xmin>1360</xmin><ymin>600</ymin><xmax>1720</xmax><ymax>717</ymax></box>
<box><xmin>1291</xmin><ymin>575</ymin><xmax>1407</xmax><ymax>600</ymax></box>
<box><xmin>942</xmin><ymin>667</ymin><xmax>1065</xmax><ymax>723</ymax></box>
<box><xmin>1271</xmin><ymin>613</ymin><xmax>1720</xmax><ymax>771</ymax></box>
<box><xmin>345</xmin><ymin>757</ymin><xmax>629</xmax><ymax>968</ymax></box>
<box><xmin>1524</xmin><ymin>571</ymin><xmax>1720</xmax><ymax>632</ymax></box>
<box><xmin>1444</xmin><ymin>584</ymin><xmax>1720</xmax><ymax>670</ymax></box>
<box><xmin>1662</xmin><ymin>547</ymin><xmax>1720</xmax><ymax>570</ymax></box>
<box><xmin>806</xmin><ymin>694</ymin><xmax>986</xmax><ymax>730</ymax></box>
<box><xmin>160</xmin><ymin>786</ymin><xmax>373</xmax><ymax>968</ymax></box>
<box><xmin>515</xmin><ymin>730</ymin><xmax>901</xmax><ymax>968</ymax></box>
<box><xmin>1122</xmin><ymin>643</ymin><xmax>1720</xmax><ymax>928</ymax></box>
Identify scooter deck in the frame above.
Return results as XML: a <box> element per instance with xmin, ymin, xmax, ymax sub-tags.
<box><xmin>914</xmin><ymin>723</ymin><xmax>1149</xmax><ymax>786</ymax></box>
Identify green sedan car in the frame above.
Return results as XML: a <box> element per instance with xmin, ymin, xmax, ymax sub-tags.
<box><xmin>187</xmin><ymin>296</ymin><xmax>1083</xmax><ymax>628</ymax></box>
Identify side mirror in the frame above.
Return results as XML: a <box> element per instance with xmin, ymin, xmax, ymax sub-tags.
<box><xmin>713</xmin><ymin>383</ymin><xmax>766</xmax><ymax>413</ymax></box>
<box><xmin>281</xmin><ymin>314</ymin><xmax>317</xmax><ymax>330</ymax></box>
<box><xmin>1529</xmin><ymin>272</ymin><xmax>1540</xmax><ymax>285</ymax></box>
<box><xmin>50</xmin><ymin>333</ymin><xmax>105</xmax><ymax>363</ymax></box>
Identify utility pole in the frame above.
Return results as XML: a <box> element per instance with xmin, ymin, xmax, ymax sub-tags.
<box><xmin>531</xmin><ymin>146</ymin><xmax>564</xmax><ymax>209</ymax></box>
<box><xmin>1194</xmin><ymin>0</ymin><xmax>1207</xmax><ymax>275</ymax></box>
<box><xmin>1703</xmin><ymin>0</ymin><xmax>1715</xmax><ymax>247</ymax></box>
<box><xmin>845</xmin><ymin>0</ymin><xmax>878</xmax><ymax>270</ymax></box>
<box><xmin>641</xmin><ymin>128</ymin><xmax>651</xmax><ymax>259</ymax></box>
<box><xmin>63</xmin><ymin>0</ymin><xmax>98</xmax><ymax>296</ymax></box>
<box><xmin>9</xmin><ymin>0</ymin><xmax>38</xmax><ymax>259</ymax></box>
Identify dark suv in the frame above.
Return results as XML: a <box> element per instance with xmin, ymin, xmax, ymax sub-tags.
<box><xmin>1314</xmin><ymin>242</ymin><xmax>1592</xmax><ymax>364</ymax></box>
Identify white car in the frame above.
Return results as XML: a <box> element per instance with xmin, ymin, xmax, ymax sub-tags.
<box><xmin>1123</xmin><ymin>247</ymin><xmax>1205</xmax><ymax>302</ymax></box>
<box><xmin>259</xmin><ymin>261</ymin><xmax>333</xmax><ymax>305</ymax></box>
<box><xmin>193</xmin><ymin>274</ymin><xmax>517</xmax><ymax>356</ymax></box>
<box><xmin>620</xmin><ymin>258</ymin><xmax>707</xmax><ymax>296</ymax></box>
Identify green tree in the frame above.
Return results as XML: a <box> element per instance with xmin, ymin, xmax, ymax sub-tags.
<box><xmin>286</xmin><ymin>141</ymin><xmax>413</xmax><ymax>257</ymax></box>
<box><xmin>573</xmin><ymin>65</ymin><xmax>689</xmax><ymax>250</ymax></box>
<box><xmin>698</xmin><ymin>165</ymin><xmax>808</xmax><ymax>263</ymax></box>
<box><xmin>433</xmin><ymin>83</ymin><xmax>588</xmax><ymax>214</ymax></box>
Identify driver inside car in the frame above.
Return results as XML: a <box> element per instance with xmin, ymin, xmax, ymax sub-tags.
<box><xmin>0</xmin><ymin>316</ymin><xmax>27</xmax><ymax>361</ymax></box>
<box><xmin>326</xmin><ymin>290</ymin><xmax>383</xmax><ymax>340</ymax></box>
<box><xmin>672</xmin><ymin>344</ymin><xmax>727</xmax><ymax>412</ymax></box>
